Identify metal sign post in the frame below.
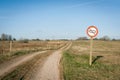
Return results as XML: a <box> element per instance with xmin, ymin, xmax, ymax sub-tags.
<box><xmin>86</xmin><ymin>26</ymin><xmax>98</xmax><ymax>66</ymax></box>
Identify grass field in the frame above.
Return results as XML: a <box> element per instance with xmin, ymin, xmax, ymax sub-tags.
<box><xmin>0</xmin><ymin>40</ymin><xmax>67</xmax><ymax>63</ymax></box>
<box><xmin>0</xmin><ymin>40</ymin><xmax>67</xmax><ymax>53</ymax></box>
<box><xmin>62</xmin><ymin>40</ymin><xmax>120</xmax><ymax>80</ymax></box>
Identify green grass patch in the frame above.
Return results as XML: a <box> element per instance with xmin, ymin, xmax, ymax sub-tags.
<box><xmin>62</xmin><ymin>50</ymin><xmax>120</xmax><ymax>80</ymax></box>
<box><xmin>0</xmin><ymin>50</ymin><xmax>36</xmax><ymax>63</ymax></box>
<box><xmin>13</xmin><ymin>51</ymin><xmax>27</xmax><ymax>56</ymax></box>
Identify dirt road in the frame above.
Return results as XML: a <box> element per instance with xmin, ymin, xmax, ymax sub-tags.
<box><xmin>0</xmin><ymin>42</ymin><xmax>72</xmax><ymax>80</ymax></box>
<box><xmin>28</xmin><ymin>42</ymin><xmax>72</xmax><ymax>80</ymax></box>
<box><xmin>0</xmin><ymin>51</ymin><xmax>46</xmax><ymax>79</ymax></box>
<box><xmin>29</xmin><ymin>50</ymin><xmax>62</xmax><ymax>80</ymax></box>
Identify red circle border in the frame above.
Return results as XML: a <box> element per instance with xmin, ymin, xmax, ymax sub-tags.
<box><xmin>86</xmin><ymin>26</ymin><xmax>98</xmax><ymax>38</ymax></box>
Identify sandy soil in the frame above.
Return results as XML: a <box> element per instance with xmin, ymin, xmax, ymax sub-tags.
<box><xmin>0</xmin><ymin>51</ymin><xmax>46</xmax><ymax>79</ymax></box>
<box><xmin>30</xmin><ymin>50</ymin><xmax>62</xmax><ymax>80</ymax></box>
<box><xmin>28</xmin><ymin>42</ymin><xmax>72</xmax><ymax>80</ymax></box>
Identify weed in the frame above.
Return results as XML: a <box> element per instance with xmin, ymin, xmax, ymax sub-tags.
<box><xmin>14</xmin><ymin>51</ymin><xmax>26</xmax><ymax>56</ymax></box>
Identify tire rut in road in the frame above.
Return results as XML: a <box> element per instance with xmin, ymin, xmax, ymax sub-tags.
<box><xmin>29</xmin><ymin>50</ymin><xmax>62</xmax><ymax>80</ymax></box>
<box><xmin>29</xmin><ymin>42</ymin><xmax>72</xmax><ymax>80</ymax></box>
<box><xmin>1</xmin><ymin>51</ymin><xmax>53</xmax><ymax>80</ymax></box>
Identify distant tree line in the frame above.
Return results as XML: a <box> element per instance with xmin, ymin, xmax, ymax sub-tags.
<box><xmin>76</xmin><ymin>37</ymin><xmax>88</xmax><ymax>40</ymax></box>
<box><xmin>77</xmin><ymin>36</ymin><xmax>120</xmax><ymax>41</ymax></box>
<box><xmin>0</xmin><ymin>33</ymin><xmax>16</xmax><ymax>41</ymax></box>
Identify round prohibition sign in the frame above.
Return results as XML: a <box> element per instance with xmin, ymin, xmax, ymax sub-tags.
<box><xmin>86</xmin><ymin>26</ymin><xmax>98</xmax><ymax>38</ymax></box>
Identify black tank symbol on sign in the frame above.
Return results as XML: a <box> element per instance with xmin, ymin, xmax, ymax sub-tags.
<box><xmin>89</xmin><ymin>29</ymin><xmax>96</xmax><ymax>35</ymax></box>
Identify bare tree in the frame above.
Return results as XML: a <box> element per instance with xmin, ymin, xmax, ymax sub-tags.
<box><xmin>1</xmin><ymin>33</ymin><xmax>6</xmax><ymax>40</ymax></box>
<box><xmin>1</xmin><ymin>34</ymin><xmax>13</xmax><ymax>41</ymax></box>
<box><xmin>8</xmin><ymin>35</ymin><xmax>12</xmax><ymax>41</ymax></box>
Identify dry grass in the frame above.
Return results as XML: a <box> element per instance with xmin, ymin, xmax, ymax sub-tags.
<box><xmin>62</xmin><ymin>40</ymin><xmax>120</xmax><ymax>80</ymax></box>
<box><xmin>0</xmin><ymin>40</ymin><xmax>67</xmax><ymax>53</ymax></box>
<box><xmin>0</xmin><ymin>40</ymin><xmax>67</xmax><ymax>63</ymax></box>
<box><xmin>71</xmin><ymin>40</ymin><xmax>120</xmax><ymax>64</ymax></box>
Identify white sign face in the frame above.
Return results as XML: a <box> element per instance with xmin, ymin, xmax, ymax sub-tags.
<box><xmin>87</xmin><ymin>26</ymin><xmax>98</xmax><ymax>38</ymax></box>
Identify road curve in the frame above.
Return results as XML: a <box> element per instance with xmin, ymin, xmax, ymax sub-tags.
<box><xmin>29</xmin><ymin>42</ymin><xmax>72</xmax><ymax>80</ymax></box>
<box><xmin>0</xmin><ymin>51</ymin><xmax>46</xmax><ymax>79</ymax></box>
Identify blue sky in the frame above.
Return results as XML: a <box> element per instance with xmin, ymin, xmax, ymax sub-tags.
<box><xmin>0</xmin><ymin>0</ymin><xmax>120</xmax><ymax>39</ymax></box>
